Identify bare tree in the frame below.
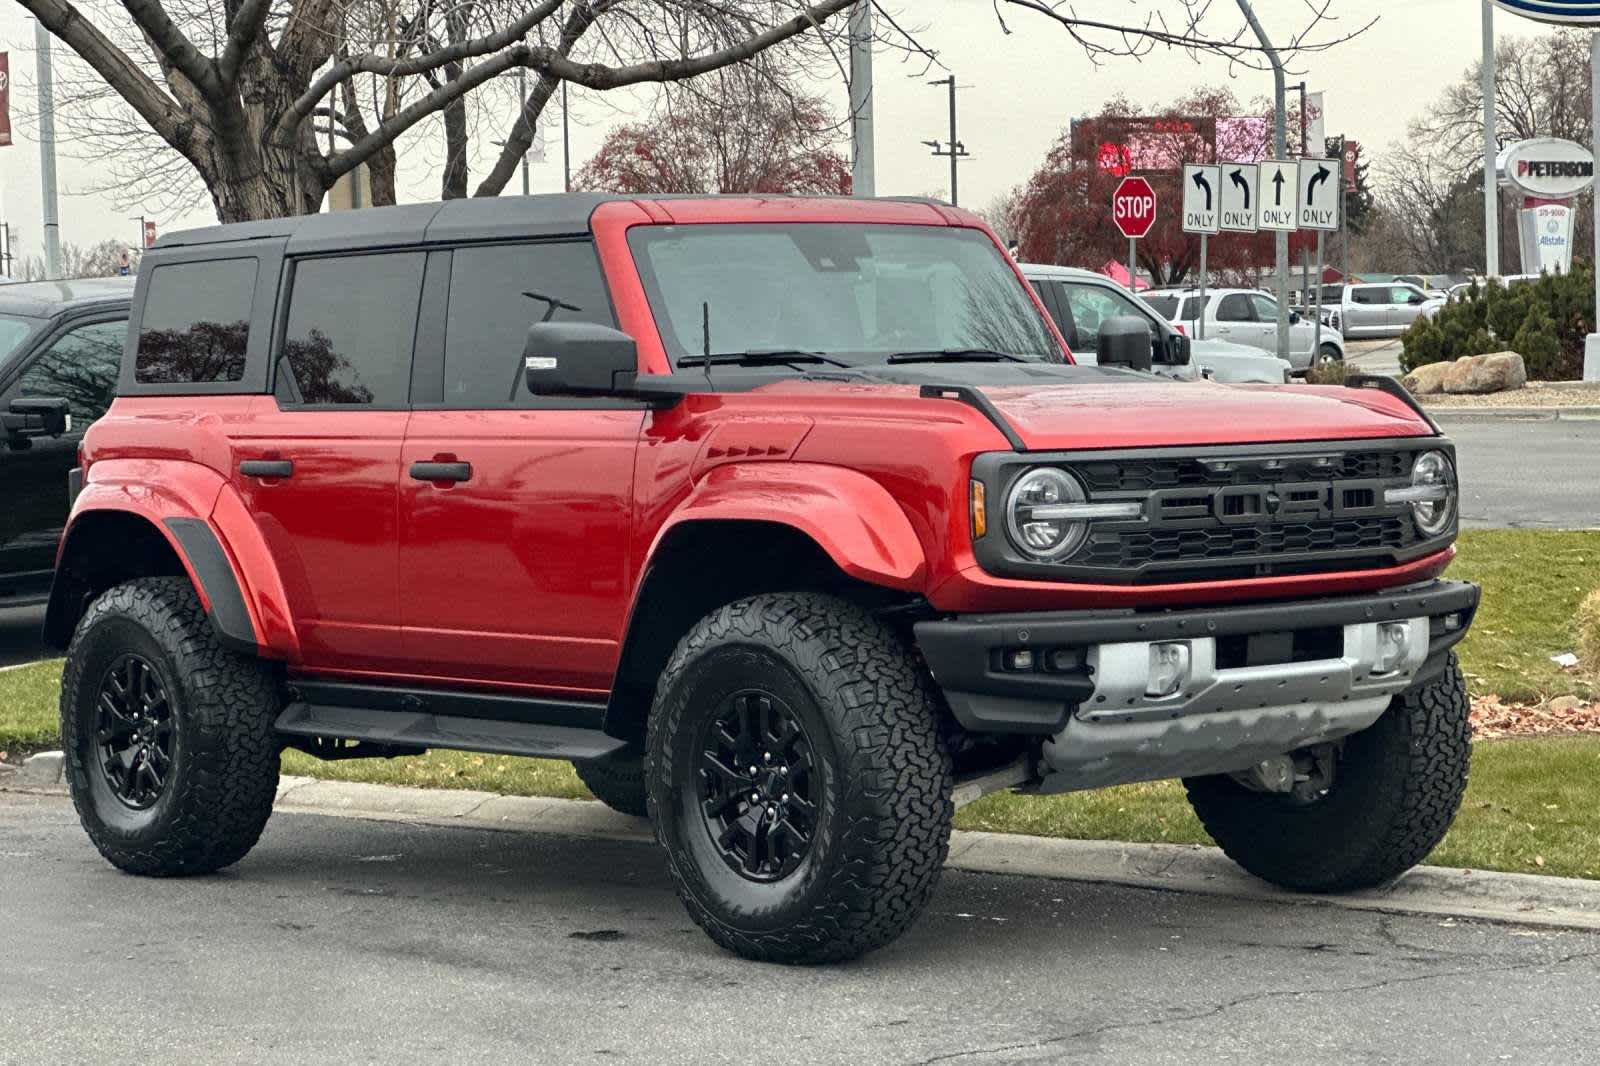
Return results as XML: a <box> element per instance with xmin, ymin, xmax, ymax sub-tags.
<box><xmin>18</xmin><ymin>0</ymin><xmax>893</xmax><ymax>222</ymax></box>
<box><xmin>994</xmin><ymin>0</ymin><xmax>1373</xmax><ymax>72</ymax></box>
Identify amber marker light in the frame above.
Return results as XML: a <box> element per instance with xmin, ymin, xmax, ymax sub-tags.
<box><xmin>970</xmin><ymin>479</ymin><xmax>988</xmax><ymax>539</ymax></box>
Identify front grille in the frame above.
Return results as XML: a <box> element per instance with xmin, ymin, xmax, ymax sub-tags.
<box><xmin>972</xmin><ymin>439</ymin><xmax>1453</xmax><ymax>585</ymax></box>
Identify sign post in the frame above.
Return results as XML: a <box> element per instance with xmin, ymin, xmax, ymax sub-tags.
<box><xmin>1487</xmin><ymin>1</ymin><xmax>1600</xmax><ymax>380</ymax></box>
<box><xmin>1182</xmin><ymin>165</ymin><xmax>1220</xmax><ymax>339</ymax></box>
<box><xmin>1257</xmin><ymin>161</ymin><xmax>1301</xmax><ymax>361</ymax></box>
<box><xmin>1112</xmin><ymin>175</ymin><xmax>1157</xmax><ymax>293</ymax></box>
<box><xmin>1299</xmin><ymin>158</ymin><xmax>1341</xmax><ymax>364</ymax></box>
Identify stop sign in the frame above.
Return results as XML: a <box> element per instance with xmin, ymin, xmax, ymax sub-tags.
<box><xmin>1113</xmin><ymin>176</ymin><xmax>1158</xmax><ymax>239</ymax></box>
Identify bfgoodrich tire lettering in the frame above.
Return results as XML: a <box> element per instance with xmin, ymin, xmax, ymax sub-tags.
<box><xmin>1184</xmin><ymin>654</ymin><xmax>1471</xmax><ymax>892</ymax></box>
<box><xmin>61</xmin><ymin>577</ymin><xmax>281</xmax><ymax>876</ymax></box>
<box><xmin>646</xmin><ymin>593</ymin><xmax>953</xmax><ymax>964</ymax></box>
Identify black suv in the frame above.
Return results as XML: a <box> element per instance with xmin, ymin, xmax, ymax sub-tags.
<box><xmin>0</xmin><ymin>278</ymin><xmax>133</xmax><ymax>606</ymax></box>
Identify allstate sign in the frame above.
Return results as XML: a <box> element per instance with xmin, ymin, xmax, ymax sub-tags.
<box><xmin>1491</xmin><ymin>1</ymin><xmax>1600</xmax><ymax>22</ymax></box>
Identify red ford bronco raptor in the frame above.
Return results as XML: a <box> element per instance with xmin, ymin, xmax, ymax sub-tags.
<box><xmin>48</xmin><ymin>194</ymin><xmax>1476</xmax><ymax>964</ymax></box>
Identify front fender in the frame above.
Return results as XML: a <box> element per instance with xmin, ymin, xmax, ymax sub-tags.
<box><xmin>651</xmin><ymin>462</ymin><xmax>927</xmax><ymax>591</ymax></box>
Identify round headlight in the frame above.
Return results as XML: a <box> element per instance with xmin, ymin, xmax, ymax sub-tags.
<box><xmin>1006</xmin><ymin>468</ymin><xmax>1089</xmax><ymax>560</ymax></box>
<box><xmin>1409</xmin><ymin>449</ymin><xmax>1457</xmax><ymax>537</ymax></box>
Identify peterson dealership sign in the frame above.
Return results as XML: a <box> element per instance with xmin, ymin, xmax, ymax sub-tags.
<box><xmin>1500</xmin><ymin>138</ymin><xmax>1596</xmax><ymax>199</ymax></box>
<box><xmin>1490</xmin><ymin>1</ymin><xmax>1600</xmax><ymax>22</ymax></box>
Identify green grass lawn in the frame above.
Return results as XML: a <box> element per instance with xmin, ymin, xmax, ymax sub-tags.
<box><xmin>4</xmin><ymin>530</ymin><xmax>1598</xmax><ymax>879</ymax></box>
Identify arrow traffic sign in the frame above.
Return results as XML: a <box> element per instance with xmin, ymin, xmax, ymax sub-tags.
<box><xmin>1218</xmin><ymin>163</ymin><xmax>1258</xmax><ymax>232</ymax></box>
<box><xmin>1257</xmin><ymin>160</ymin><xmax>1300</xmax><ymax>232</ymax></box>
<box><xmin>1298</xmin><ymin>157</ymin><xmax>1340</xmax><ymax>231</ymax></box>
<box><xmin>1181</xmin><ymin>165</ymin><xmax>1220</xmax><ymax>234</ymax></box>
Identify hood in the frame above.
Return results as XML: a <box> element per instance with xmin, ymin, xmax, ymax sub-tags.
<box><xmin>976</xmin><ymin>379</ymin><xmax>1432</xmax><ymax>450</ymax></box>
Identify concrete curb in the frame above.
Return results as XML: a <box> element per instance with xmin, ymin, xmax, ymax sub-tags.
<box><xmin>10</xmin><ymin>768</ymin><xmax>1598</xmax><ymax>932</ymax></box>
<box><xmin>1427</xmin><ymin>405</ymin><xmax>1600</xmax><ymax>423</ymax></box>
<box><xmin>265</xmin><ymin>775</ymin><xmax>1600</xmax><ymax>934</ymax></box>
<box><xmin>0</xmin><ymin>657</ymin><xmax>61</xmax><ymax>674</ymax></box>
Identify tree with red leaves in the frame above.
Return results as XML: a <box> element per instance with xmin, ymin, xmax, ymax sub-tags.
<box><xmin>1010</xmin><ymin>88</ymin><xmax>1318</xmax><ymax>286</ymax></box>
<box><xmin>576</xmin><ymin>75</ymin><xmax>851</xmax><ymax>196</ymax></box>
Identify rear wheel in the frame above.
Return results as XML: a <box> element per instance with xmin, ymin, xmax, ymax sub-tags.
<box><xmin>1184</xmin><ymin>655</ymin><xmax>1470</xmax><ymax>892</ymax></box>
<box><xmin>60</xmin><ymin>577</ymin><xmax>281</xmax><ymax>877</ymax></box>
<box><xmin>646</xmin><ymin>593</ymin><xmax>952</xmax><ymax>964</ymax></box>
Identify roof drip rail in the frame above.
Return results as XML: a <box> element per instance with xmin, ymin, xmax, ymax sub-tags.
<box><xmin>918</xmin><ymin>384</ymin><xmax>1026</xmax><ymax>451</ymax></box>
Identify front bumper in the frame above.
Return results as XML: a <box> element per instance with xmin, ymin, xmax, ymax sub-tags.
<box><xmin>914</xmin><ymin>579</ymin><xmax>1479</xmax><ymax>791</ymax></box>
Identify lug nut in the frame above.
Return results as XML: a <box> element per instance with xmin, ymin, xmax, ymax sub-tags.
<box><xmin>763</xmin><ymin>752</ymin><xmax>772</xmax><ymax>762</ymax></box>
<box><xmin>750</xmin><ymin>792</ymin><xmax>760</xmax><ymax>802</ymax></box>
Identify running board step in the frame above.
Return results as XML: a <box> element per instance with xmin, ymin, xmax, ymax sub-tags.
<box><xmin>274</xmin><ymin>703</ymin><xmax>626</xmax><ymax>762</ymax></box>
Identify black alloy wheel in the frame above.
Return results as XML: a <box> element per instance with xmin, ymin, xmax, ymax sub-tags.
<box><xmin>94</xmin><ymin>653</ymin><xmax>175</xmax><ymax>809</ymax></box>
<box><xmin>696</xmin><ymin>689</ymin><xmax>818</xmax><ymax>883</ymax></box>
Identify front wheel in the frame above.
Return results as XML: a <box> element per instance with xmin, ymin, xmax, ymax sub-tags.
<box><xmin>646</xmin><ymin>593</ymin><xmax>953</xmax><ymax>964</ymax></box>
<box><xmin>1184</xmin><ymin>655</ymin><xmax>1471</xmax><ymax>892</ymax></box>
<box><xmin>1316</xmin><ymin>343</ymin><xmax>1343</xmax><ymax>368</ymax></box>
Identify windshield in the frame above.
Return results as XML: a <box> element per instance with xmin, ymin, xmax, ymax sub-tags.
<box><xmin>628</xmin><ymin>224</ymin><xmax>1061</xmax><ymax>367</ymax></box>
<box><xmin>0</xmin><ymin>313</ymin><xmax>45</xmax><ymax>366</ymax></box>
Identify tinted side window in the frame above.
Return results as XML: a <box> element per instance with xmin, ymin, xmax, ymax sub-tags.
<box><xmin>1350</xmin><ymin>286</ymin><xmax>1384</xmax><ymax>305</ymax></box>
<box><xmin>278</xmin><ymin>253</ymin><xmax>425</xmax><ymax>406</ymax></box>
<box><xmin>18</xmin><ymin>319</ymin><xmax>127</xmax><ymax>423</ymax></box>
<box><xmin>443</xmin><ymin>242</ymin><xmax>614</xmax><ymax>407</ymax></box>
<box><xmin>135</xmin><ymin>259</ymin><xmax>256</xmax><ymax>384</ymax></box>
<box><xmin>1216</xmin><ymin>294</ymin><xmax>1254</xmax><ymax>322</ymax></box>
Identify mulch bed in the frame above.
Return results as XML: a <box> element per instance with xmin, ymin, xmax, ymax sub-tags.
<box><xmin>1471</xmin><ymin>695</ymin><xmax>1600</xmax><ymax>739</ymax></box>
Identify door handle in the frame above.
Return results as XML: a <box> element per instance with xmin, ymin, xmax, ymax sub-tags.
<box><xmin>409</xmin><ymin>461</ymin><xmax>472</xmax><ymax>483</ymax></box>
<box><xmin>240</xmin><ymin>459</ymin><xmax>294</xmax><ymax>479</ymax></box>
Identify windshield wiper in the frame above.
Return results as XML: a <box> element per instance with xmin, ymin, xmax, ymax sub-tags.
<box><xmin>886</xmin><ymin>348</ymin><xmax>1025</xmax><ymax>364</ymax></box>
<box><xmin>677</xmin><ymin>348</ymin><xmax>849</xmax><ymax>368</ymax></box>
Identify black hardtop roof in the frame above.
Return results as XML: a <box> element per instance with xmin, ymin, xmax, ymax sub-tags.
<box><xmin>155</xmin><ymin>193</ymin><xmax>953</xmax><ymax>254</ymax></box>
<box><xmin>0</xmin><ymin>276</ymin><xmax>136</xmax><ymax>318</ymax></box>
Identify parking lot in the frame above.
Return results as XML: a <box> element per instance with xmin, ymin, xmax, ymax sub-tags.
<box><xmin>3</xmin><ymin>791</ymin><xmax>1598</xmax><ymax>1066</ymax></box>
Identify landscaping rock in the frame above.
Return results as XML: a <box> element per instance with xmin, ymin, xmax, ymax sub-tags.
<box><xmin>1404</xmin><ymin>361</ymin><xmax>1453</xmax><ymax>396</ymax></box>
<box><xmin>1442</xmin><ymin>351</ymin><xmax>1527</xmax><ymax>395</ymax></box>
<box><xmin>1547</xmin><ymin>695</ymin><xmax>1583</xmax><ymax>714</ymax></box>
<box><xmin>15</xmin><ymin>750</ymin><xmax>64</xmax><ymax>789</ymax></box>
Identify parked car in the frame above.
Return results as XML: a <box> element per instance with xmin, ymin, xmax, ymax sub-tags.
<box><xmin>1316</xmin><ymin>283</ymin><xmax>1434</xmax><ymax>338</ymax></box>
<box><xmin>1021</xmin><ymin>264</ymin><xmax>1292</xmax><ymax>383</ymax></box>
<box><xmin>1143</xmin><ymin>287</ymin><xmax>1346</xmax><ymax>374</ymax></box>
<box><xmin>0</xmin><ymin>278</ymin><xmax>133</xmax><ymax>606</ymax></box>
<box><xmin>48</xmin><ymin>195</ymin><xmax>1476</xmax><ymax>964</ymax></box>
<box><xmin>1420</xmin><ymin>275</ymin><xmax>1542</xmax><ymax>322</ymax></box>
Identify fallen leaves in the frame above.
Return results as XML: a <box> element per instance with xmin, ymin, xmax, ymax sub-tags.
<box><xmin>1470</xmin><ymin>693</ymin><xmax>1600</xmax><ymax>739</ymax></box>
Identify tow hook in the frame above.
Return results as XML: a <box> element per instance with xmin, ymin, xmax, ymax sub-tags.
<box><xmin>1233</xmin><ymin>744</ymin><xmax>1338</xmax><ymax>801</ymax></box>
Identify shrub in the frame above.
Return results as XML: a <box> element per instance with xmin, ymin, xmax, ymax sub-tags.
<box><xmin>1399</xmin><ymin>263</ymin><xmax>1593</xmax><ymax>380</ymax></box>
<box><xmin>1304</xmin><ymin>359</ymin><xmax>1349</xmax><ymax>386</ymax></box>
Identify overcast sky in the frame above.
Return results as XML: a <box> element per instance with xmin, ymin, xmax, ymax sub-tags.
<box><xmin>0</xmin><ymin>0</ymin><xmax>1565</xmax><ymax>264</ymax></box>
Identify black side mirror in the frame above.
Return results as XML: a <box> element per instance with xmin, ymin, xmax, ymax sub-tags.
<box><xmin>517</xmin><ymin>322</ymin><xmax>641</xmax><ymax>399</ymax></box>
<box><xmin>1289</xmin><ymin>310</ymin><xmax>1302</xmax><ymax>324</ymax></box>
<box><xmin>1167</xmin><ymin>332</ymin><xmax>1192</xmax><ymax>366</ymax></box>
<box><xmin>1096</xmin><ymin>316</ymin><xmax>1154</xmax><ymax>373</ymax></box>
<box><xmin>3</xmin><ymin>397</ymin><xmax>70</xmax><ymax>440</ymax></box>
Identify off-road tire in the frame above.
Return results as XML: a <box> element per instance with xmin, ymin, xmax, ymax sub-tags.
<box><xmin>61</xmin><ymin>577</ymin><xmax>281</xmax><ymax>876</ymax></box>
<box><xmin>646</xmin><ymin>593</ymin><xmax>953</xmax><ymax>964</ymax></box>
<box><xmin>575</xmin><ymin>745</ymin><xmax>648</xmax><ymax>817</ymax></box>
<box><xmin>1184</xmin><ymin>654</ymin><xmax>1470</xmax><ymax>892</ymax></box>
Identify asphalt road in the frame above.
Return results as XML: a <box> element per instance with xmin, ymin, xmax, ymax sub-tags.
<box><xmin>1449</xmin><ymin>419</ymin><xmax>1600</xmax><ymax>530</ymax></box>
<box><xmin>3</xmin><ymin>791</ymin><xmax>1598</xmax><ymax>1066</ymax></box>
<box><xmin>1345</xmin><ymin>336</ymin><xmax>1405</xmax><ymax>377</ymax></box>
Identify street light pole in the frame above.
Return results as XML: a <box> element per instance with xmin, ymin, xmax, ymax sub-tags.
<box><xmin>848</xmin><ymin>1</ymin><xmax>875</xmax><ymax>196</ymax></box>
<box><xmin>35</xmin><ymin>21</ymin><xmax>62</xmax><ymax>280</ymax></box>
<box><xmin>1482</xmin><ymin>0</ymin><xmax>1500</xmax><ymax>279</ymax></box>
<box><xmin>516</xmin><ymin>68</ymin><xmax>530</xmax><ymax>196</ymax></box>
<box><xmin>562</xmin><ymin>79</ymin><xmax>572</xmax><ymax>193</ymax></box>
<box><xmin>1238</xmin><ymin>0</ymin><xmax>1291</xmax><ymax>361</ymax></box>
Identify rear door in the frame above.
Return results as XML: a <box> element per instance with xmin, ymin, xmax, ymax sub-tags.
<box><xmin>0</xmin><ymin>314</ymin><xmax>126</xmax><ymax>601</ymax></box>
<box><xmin>1212</xmin><ymin>293</ymin><xmax>1269</xmax><ymax>349</ymax></box>
<box><xmin>229</xmin><ymin>251</ymin><xmax>422</xmax><ymax>672</ymax></box>
<box><xmin>1344</xmin><ymin>285</ymin><xmax>1388</xmax><ymax>335</ymax></box>
<box><xmin>399</xmin><ymin>240</ymin><xmax>644</xmax><ymax>695</ymax></box>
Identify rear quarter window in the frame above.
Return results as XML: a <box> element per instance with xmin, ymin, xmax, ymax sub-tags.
<box><xmin>134</xmin><ymin>259</ymin><xmax>257</xmax><ymax>384</ymax></box>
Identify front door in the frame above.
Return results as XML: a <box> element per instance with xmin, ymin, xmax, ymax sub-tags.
<box><xmin>398</xmin><ymin>240</ymin><xmax>644</xmax><ymax>697</ymax></box>
<box><xmin>230</xmin><ymin>251</ymin><xmax>425</xmax><ymax>673</ymax></box>
<box><xmin>0</xmin><ymin>316</ymin><xmax>126</xmax><ymax>600</ymax></box>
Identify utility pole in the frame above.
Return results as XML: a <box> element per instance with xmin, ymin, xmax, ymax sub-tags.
<box><xmin>562</xmin><ymin>80</ymin><xmax>571</xmax><ymax>193</ymax></box>
<box><xmin>35</xmin><ymin>21</ymin><xmax>61</xmax><ymax>279</ymax></box>
<box><xmin>848</xmin><ymin>1</ymin><xmax>875</xmax><ymax>196</ymax></box>
<box><xmin>924</xmin><ymin>75</ymin><xmax>969</xmax><ymax>206</ymax></box>
<box><xmin>1482</xmin><ymin>1</ymin><xmax>1499</xmax><ymax>278</ymax></box>
<box><xmin>1238</xmin><ymin>0</ymin><xmax>1290</xmax><ymax>361</ymax></box>
<box><xmin>516</xmin><ymin>68</ymin><xmax>531</xmax><ymax>196</ymax></box>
